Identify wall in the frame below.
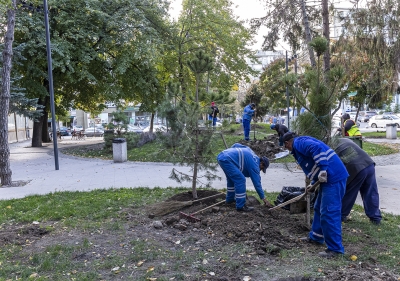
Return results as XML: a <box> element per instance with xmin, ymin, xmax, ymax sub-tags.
<box><xmin>7</xmin><ymin>114</ymin><xmax>33</xmax><ymax>143</ymax></box>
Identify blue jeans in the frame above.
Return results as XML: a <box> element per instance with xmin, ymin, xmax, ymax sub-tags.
<box><xmin>243</xmin><ymin>119</ymin><xmax>251</xmax><ymax>140</ymax></box>
<box><xmin>217</xmin><ymin>154</ymin><xmax>247</xmax><ymax>209</ymax></box>
<box><xmin>341</xmin><ymin>164</ymin><xmax>381</xmax><ymax>223</ymax></box>
<box><xmin>309</xmin><ymin>180</ymin><xmax>346</xmax><ymax>254</ymax></box>
<box><xmin>208</xmin><ymin>115</ymin><xmax>217</xmax><ymax>126</ymax></box>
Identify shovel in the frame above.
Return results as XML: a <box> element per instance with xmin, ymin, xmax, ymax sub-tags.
<box><xmin>180</xmin><ymin>200</ymin><xmax>226</xmax><ymax>222</ymax></box>
<box><xmin>269</xmin><ymin>180</ymin><xmax>320</xmax><ymax>211</ymax></box>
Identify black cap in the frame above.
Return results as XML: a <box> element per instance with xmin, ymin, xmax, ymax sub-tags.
<box><xmin>342</xmin><ymin>113</ymin><xmax>350</xmax><ymax>120</ymax></box>
<box><xmin>260</xmin><ymin>156</ymin><xmax>269</xmax><ymax>173</ymax></box>
<box><xmin>282</xmin><ymin>132</ymin><xmax>295</xmax><ymax>143</ymax></box>
<box><xmin>250</xmin><ymin>103</ymin><xmax>255</xmax><ymax>108</ymax></box>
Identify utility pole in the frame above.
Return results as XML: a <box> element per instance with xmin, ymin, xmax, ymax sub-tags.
<box><xmin>285</xmin><ymin>51</ymin><xmax>290</xmax><ymax>131</ymax></box>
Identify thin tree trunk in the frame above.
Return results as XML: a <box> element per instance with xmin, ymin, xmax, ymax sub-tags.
<box><xmin>0</xmin><ymin>1</ymin><xmax>16</xmax><ymax>186</ymax></box>
<box><xmin>191</xmin><ymin>129</ymin><xmax>199</xmax><ymax>199</ymax></box>
<box><xmin>150</xmin><ymin>113</ymin><xmax>155</xmax><ymax>133</ymax></box>
<box><xmin>322</xmin><ymin>0</ymin><xmax>330</xmax><ymax>74</ymax></box>
<box><xmin>301</xmin><ymin>0</ymin><xmax>316</xmax><ymax>67</ymax></box>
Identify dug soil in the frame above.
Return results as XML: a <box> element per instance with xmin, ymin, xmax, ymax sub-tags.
<box><xmin>2</xmin><ymin>190</ymin><xmax>398</xmax><ymax>280</ymax></box>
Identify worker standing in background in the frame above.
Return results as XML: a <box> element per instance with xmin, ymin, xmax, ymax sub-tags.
<box><xmin>208</xmin><ymin>101</ymin><xmax>219</xmax><ymax>127</ymax></box>
<box><xmin>242</xmin><ymin>103</ymin><xmax>255</xmax><ymax>141</ymax></box>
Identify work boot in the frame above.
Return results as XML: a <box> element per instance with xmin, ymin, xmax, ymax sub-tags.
<box><xmin>299</xmin><ymin>237</ymin><xmax>323</xmax><ymax>245</ymax></box>
<box><xmin>370</xmin><ymin>219</ymin><xmax>381</xmax><ymax>225</ymax></box>
<box><xmin>318</xmin><ymin>249</ymin><xmax>343</xmax><ymax>259</ymax></box>
<box><xmin>237</xmin><ymin>205</ymin><xmax>254</xmax><ymax>212</ymax></box>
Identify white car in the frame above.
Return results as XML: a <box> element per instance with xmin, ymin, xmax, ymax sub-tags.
<box><xmin>142</xmin><ymin>124</ymin><xmax>167</xmax><ymax>133</ymax></box>
<box><xmin>368</xmin><ymin>115</ymin><xmax>400</xmax><ymax>128</ymax></box>
<box><xmin>84</xmin><ymin>127</ymin><xmax>104</xmax><ymax>137</ymax></box>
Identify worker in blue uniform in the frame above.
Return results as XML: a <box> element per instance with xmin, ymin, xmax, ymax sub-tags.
<box><xmin>332</xmin><ymin>137</ymin><xmax>382</xmax><ymax>224</ymax></box>
<box><xmin>270</xmin><ymin>123</ymin><xmax>289</xmax><ymax>146</ymax></box>
<box><xmin>242</xmin><ymin>103</ymin><xmax>255</xmax><ymax>141</ymax></box>
<box><xmin>282</xmin><ymin>132</ymin><xmax>349</xmax><ymax>258</ymax></box>
<box><xmin>217</xmin><ymin>143</ymin><xmax>273</xmax><ymax>212</ymax></box>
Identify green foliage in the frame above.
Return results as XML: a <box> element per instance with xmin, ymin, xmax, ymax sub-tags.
<box><xmin>107</xmin><ymin>111</ymin><xmax>128</xmax><ymax>136</ymax></box>
<box><xmin>241</xmin><ymin>83</ymin><xmax>269</xmax><ymax>121</ymax></box>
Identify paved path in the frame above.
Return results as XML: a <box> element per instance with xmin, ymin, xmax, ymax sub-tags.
<box><xmin>2</xmin><ymin>136</ymin><xmax>400</xmax><ymax>216</ymax></box>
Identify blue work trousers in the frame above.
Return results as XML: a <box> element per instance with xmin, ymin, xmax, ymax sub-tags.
<box><xmin>309</xmin><ymin>180</ymin><xmax>346</xmax><ymax>254</ymax></box>
<box><xmin>217</xmin><ymin>155</ymin><xmax>247</xmax><ymax>209</ymax></box>
<box><xmin>243</xmin><ymin>119</ymin><xmax>251</xmax><ymax>141</ymax></box>
<box><xmin>341</xmin><ymin>164</ymin><xmax>381</xmax><ymax>223</ymax></box>
<box><xmin>208</xmin><ymin>115</ymin><xmax>217</xmax><ymax>127</ymax></box>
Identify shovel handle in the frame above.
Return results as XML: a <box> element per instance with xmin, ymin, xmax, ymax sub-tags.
<box><xmin>269</xmin><ymin>180</ymin><xmax>320</xmax><ymax>211</ymax></box>
<box><xmin>191</xmin><ymin>200</ymin><xmax>225</xmax><ymax>215</ymax></box>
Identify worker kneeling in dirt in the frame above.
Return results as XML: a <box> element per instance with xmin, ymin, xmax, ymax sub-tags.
<box><xmin>282</xmin><ymin>132</ymin><xmax>349</xmax><ymax>258</ymax></box>
<box><xmin>217</xmin><ymin>143</ymin><xmax>273</xmax><ymax>212</ymax></box>
<box><xmin>332</xmin><ymin>137</ymin><xmax>382</xmax><ymax>225</ymax></box>
<box><xmin>270</xmin><ymin>123</ymin><xmax>289</xmax><ymax>146</ymax></box>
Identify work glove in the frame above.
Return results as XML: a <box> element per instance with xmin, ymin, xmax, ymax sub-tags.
<box><xmin>318</xmin><ymin>170</ymin><xmax>327</xmax><ymax>183</ymax></box>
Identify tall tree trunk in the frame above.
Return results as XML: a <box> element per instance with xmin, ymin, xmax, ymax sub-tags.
<box><xmin>32</xmin><ymin>96</ymin><xmax>50</xmax><ymax>147</ymax></box>
<box><xmin>0</xmin><ymin>1</ymin><xmax>16</xmax><ymax>186</ymax></box>
<box><xmin>150</xmin><ymin>113</ymin><xmax>155</xmax><ymax>133</ymax></box>
<box><xmin>301</xmin><ymin>0</ymin><xmax>316</xmax><ymax>67</ymax></box>
<box><xmin>322</xmin><ymin>0</ymin><xmax>330</xmax><ymax>74</ymax></box>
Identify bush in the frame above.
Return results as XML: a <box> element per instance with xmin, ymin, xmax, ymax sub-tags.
<box><xmin>104</xmin><ymin>132</ymin><xmax>157</xmax><ymax>151</ymax></box>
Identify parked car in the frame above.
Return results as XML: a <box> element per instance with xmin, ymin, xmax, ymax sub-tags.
<box><xmin>357</xmin><ymin>111</ymin><xmax>377</xmax><ymax>122</ymax></box>
<box><xmin>368</xmin><ymin>115</ymin><xmax>400</xmax><ymax>128</ymax></box>
<box><xmin>84</xmin><ymin>127</ymin><xmax>104</xmax><ymax>137</ymax></box>
<box><xmin>142</xmin><ymin>124</ymin><xmax>167</xmax><ymax>133</ymax></box>
<box><xmin>58</xmin><ymin>126</ymin><xmax>70</xmax><ymax>136</ymax></box>
<box><xmin>127</xmin><ymin>125</ymin><xmax>143</xmax><ymax>133</ymax></box>
<box><xmin>73</xmin><ymin>125</ymin><xmax>83</xmax><ymax>132</ymax></box>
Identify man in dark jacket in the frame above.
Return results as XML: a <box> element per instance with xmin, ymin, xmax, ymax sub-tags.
<box><xmin>209</xmin><ymin>101</ymin><xmax>219</xmax><ymax>127</ymax></box>
<box><xmin>332</xmin><ymin>138</ymin><xmax>382</xmax><ymax>224</ymax></box>
<box><xmin>270</xmin><ymin>123</ymin><xmax>289</xmax><ymax>146</ymax></box>
<box><xmin>283</xmin><ymin>132</ymin><xmax>349</xmax><ymax>258</ymax></box>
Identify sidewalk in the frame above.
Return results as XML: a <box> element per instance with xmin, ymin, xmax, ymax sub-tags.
<box><xmin>2</xmin><ymin>137</ymin><xmax>400</xmax><ymax>216</ymax></box>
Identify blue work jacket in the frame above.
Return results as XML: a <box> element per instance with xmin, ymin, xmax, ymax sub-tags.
<box><xmin>242</xmin><ymin>105</ymin><xmax>255</xmax><ymax>121</ymax></box>
<box><xmin>220</xmin><ymin>143</ymin><xmax>265</xmax><ymax>200</ymax></box>
<box><xmin>291</xmin><ymin>136</ymin><xmax>349</xmax><ymax>183</ymax></box>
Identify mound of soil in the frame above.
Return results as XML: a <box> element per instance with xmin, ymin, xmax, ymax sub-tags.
<box><xmin>238</xmin><ymin>134</ymin><xmax>286</xmax><ymax>159</ymax></box>
<box><xmin>154</xmin><ymin>190</ymin><xmax>398</xmax><ymax>281</ymax></box>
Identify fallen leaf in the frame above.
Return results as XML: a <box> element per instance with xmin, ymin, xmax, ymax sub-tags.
<box><xmin>137</xmin><ymin>260</ymin><xmax>145</xmax><ymax>266</ymax></box>
<box><xmin>209</xmin><ymin>272</ymin><xmax>215</xmax><ymax>276</ymax></box>
<box><xmin>148</xmin><ymin>278</ymin><xmax>157</xmax><ymax>281</ymax></box>
<box><xmin>220</xmin><ymin>259</ymin><xmax>226</xmax><ymax>263</ymax></box>
<box><xmin>202</xmin><ymin>259</ymin><xmax>208</xmax><ymax>265</ymax></box>
<box><xmin>29</xmin><ymin>273</ymin><xmax>38</xmax><ymax>278</ymax></box>
<box><xmin>350</xmin><ymin>255</ymin><xmax>358</xmax><ymax>261</ymax></box>
<box><xmin>6</xmin><ymin>206</ymin><xmax>11</xmax><ymax>209</ymax></box>
<box><xmin>147</xmin><ymin>266</ymin><xmax>155</xmax><ymax>273</ymax></box>
<box><xmin>175</xmin><ymin>240</ymin><xmax>180</xmax><ymax>245</ymax></box>
<box><xmin>111</xmin><ymin>267</ymin><xmax>120</xmax><ymax>272</ymax></box>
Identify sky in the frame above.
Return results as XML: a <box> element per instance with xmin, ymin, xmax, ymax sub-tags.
<box><xmin>169</xmin><ymin>0</ymin><xmax>272</xmax><ymax>51</ymax></box>
<box><xmin>168</xmin><ymin>0</ymin><xmax>358</xmax><ymax>51</ymax></box>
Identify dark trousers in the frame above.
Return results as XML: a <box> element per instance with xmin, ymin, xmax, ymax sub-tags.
<box><xmin>341</xmin><ymin>164</ymin><xmax>382</xmax><ymax>223</ymax></box>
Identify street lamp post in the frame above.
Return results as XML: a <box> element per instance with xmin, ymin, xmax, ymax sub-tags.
<box><xmin>43</xmin><ymin>0</ymin><xmax>59</xmax><ymax>170</ymax></box>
